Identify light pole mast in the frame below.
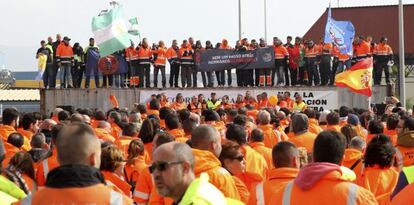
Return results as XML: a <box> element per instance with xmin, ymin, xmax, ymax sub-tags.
<box><xmin>398</xmin><ymin>0</ymin><xmax>406</xmax><ymax>107</ymax></box>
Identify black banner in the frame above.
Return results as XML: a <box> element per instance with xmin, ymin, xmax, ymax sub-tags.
<box><xmin>194</xmin><ymin>47</ymin><xmax>275</xmax><ymax>72</ymax></box>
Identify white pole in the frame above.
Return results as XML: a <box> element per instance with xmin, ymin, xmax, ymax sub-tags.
<box><xmin>398</xmin><ymin>0</ymin><xmax>406</xmax><ymax>107</ymax></box>
<box><xmin>264</xmin><ymin>0</ymin><xmax>268</xmax><ymax>42</ymax></box>
<box><xmin>238</xmin><ymin>0</ymin><xmax>242</xmax><ymax>40</ymax></box>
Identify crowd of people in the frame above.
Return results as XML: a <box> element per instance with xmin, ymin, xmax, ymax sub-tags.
<box><xmin>1</xmin><ymin>89</ymin><xmax>413</xmax><ymax>204</ymax></box>
<box><xmin>36</xmin><ymin>34</ymin><xmax>394</xmax><ymax>89</ymax></box>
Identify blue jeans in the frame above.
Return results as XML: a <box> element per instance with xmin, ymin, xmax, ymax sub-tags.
<box><xmin>60</xmin><ymin>63</ymin><xmax>72</xmax><ymax>88</ymax></box>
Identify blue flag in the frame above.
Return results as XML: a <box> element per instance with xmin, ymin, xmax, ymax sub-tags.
<box><xmin>324</xmin><ymin>7</ymin><xmax>355</xmax><ymax>56</ymax></box>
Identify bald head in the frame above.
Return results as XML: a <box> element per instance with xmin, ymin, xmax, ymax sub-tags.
<box><xmin>257</xmin><ymin>110</ymin><xmax>271</xmax><ymax>125</ymax></box>
<box><xmin>191</xmin><ymin>125</ymin><xmax>219</xmax><ymax>149</ymax></box>
<box><xmin>98</xmin><ymin>121</ymin><xmax>111</xmax><ymax>129</ymax></box>
<box><xmin>191</xmin><ymin>125</ymin><xmax>222</xmax><ymax>157</ymax></box>
<box><xmin>153</xmin><ymin>142</ymin><xmax>195</xmax><ymax>169</ymax></box>
<box><xmin>40</xmin><ymin>119</ymin><xmax>57</xmax><ymax>130</ymax></box>
<box><xmin>56</xmin><ymin>123</ymin><xmax>101</xmax><ymax>168</ymax></box>
<box><xmin>53</xmin><ymin>108</ymin><xmax>63</xmax><ymax>116</ymax></box>
<box><xmin>31</xmin><ymin>133</ymin><xmax>46</xmax><ymax>148</ymax></box>
<box><xmin>70</xmin><ymin>113</ymin><xmax>84</xmax><ymax>123</ymax></box>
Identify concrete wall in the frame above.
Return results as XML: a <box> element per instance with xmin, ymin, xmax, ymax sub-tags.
<box><xmin>1</xmin><ymin>101</ymin><xmax>40</xmax><ymax>113</ymax></box>
<box><xmin>41</xmin><ymin>86</ymin><xmax>388</xmax><ymax>114</ymax></box>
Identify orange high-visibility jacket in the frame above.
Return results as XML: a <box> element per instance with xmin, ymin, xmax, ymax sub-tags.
<box><xmin>2</xmin><ymin>142</ymin><xmax>20</xmax><ymax>168</ymax></box>
<box><xmin>36</xmin><ymin>149</ymin><xmax>60</xmax><ymax>186</ymax></box>
<box><xmin>257</xmin><ymin>124</ymin><xmax>281</xmax><ymax>149</ymax></box>
<box><xmin>102</xmin><ymin>171</ymin><xmax>131</xmax><ymax>197</ymax></box>
<box><xmin>124</xmin><ymin>155</ymin><xmax>147</xmax><ymax>187</ymax></box>
<box><xmin>94</xmin><ymin>128</ymin><xmax>116</xmax><ymax>143</ymax></box>
<box><xmin>308</xmin><ymin>118</ymin><xmax>323</xmax><ymax>135</ymax></box>
<box><xmin>250</xmin><ymin>142</ymin><xmax>273</xmax><ymax>168</ymax></box>
<box><xmin>137</xmin><ymin>47</ymin><xmax>152</xmax><ymax>65</ymax></box>
<box><xmin>192</xmin><ymin>148</ymin><xmax>241</xmax><ymax>200</ymax></box>
<box><xmin>153</xmin><ymin>47</ymin><xmax>167</xmax><ymax>67</ymax></box>
<box><xmin>0</xmin><ymin>125</ymin><xmax>16</xmax><ymax>142</ymax></box>
<box><xmin>357</xmin><ymin>166</ymin><xmax>399</xmax><ymax>205</ymax></box>
<box><xmin>166</xmin><ymin>47</ymin><xmax>178</xmax><ymax>62</ymax></box>
<box><xmin>270</xmin><ymin>170</ymin><xmax>378</xmax><ymax>205</ymax></box>
<box><xmin>17</xmin><ymin>128</ymin><xmax>33</xmax><ymax>151</ymax></box>
<box><xmin>248</xmin><ymin>167</ymin><xmax>299</xmax><ymax>205</ymax></box>
<box><xmin>168</xmin><ymin>129</ymin><xmax>185</xmax><ymax>140</ymax></box>
<box><xmin>16</xmin><ymin>183</ymin><xmax>132</xmax><ymax>205</ymax></box>
<box><xmin>273</xmin><ymin>45</ymin><xmax>289</xmax><ymax>60</ymax></box>
<box><xmin>354</xmin><ymin>41</ymin><xmax>371</xmax><ymax>58</ymax></box>
<box><xmin>326</xmin><ymin>125</ymin><xmax>342</xmax><ymax>133</ymax></box>
<box><xmin>233</xmin><ymin>176</ymin><xmax>250</xmax><ymax>204</ymax></box>
<box><xmin>390</xmin><ymin>183</ymin><xmax>414</xmax><ymax>205</ymax></box>
<box><xmin>125</xmin><ymin>47</ymin><xmax>139</xmax><ymax>63</ymax></box>
<box><xmin>133</xmin><ymin>167</ymin><xmax>152</xmax><ymax>204</ymax></box>
<box><xmin>288</xmin><ymin>131</ymin><xmax>317</xmax><ymax>154</ymax></box>
<box><xmin>56</xmin><ymin>43</ymin><xmax>73</xmax><ymax>64</ymax></box>
<box><xmin>342</xmin><ymin>148</ymin><xmax>364</xmax><ymax>181</ymax></box>
<box><xmin>114</xmin><ymin>136</ymin><xmax>133</xmax><ymax>158</ymax></box>
<box><xmin>240</xmin><ymin>145</ymin><xmax>269</xmax><ymax>181</ymax></box>
<box><xmin>178</xmin><ymin>47</ymin><xmax>194</xmax><ymax>65</ymax></box>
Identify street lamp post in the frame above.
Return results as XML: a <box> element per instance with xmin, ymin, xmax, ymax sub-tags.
<box><xmin>238</xmin><ymin>0</ymin><xmax>242</xmax><ymax>40</ymax></box>
<box><xmin>264</xmin><ymin>0</ymin><xmax>267</xmax><ymax>42</ymax></box>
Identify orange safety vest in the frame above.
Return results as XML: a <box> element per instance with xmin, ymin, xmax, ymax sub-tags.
<box><xmin>17</xmin><ymin>183</ymin><xmax>132</xmax><ymax>205</ymax></box>
<box><xmin>102</xmin><ymin>170</ymin><xmax>132</xmax><ymax>197</ymax></box>
<box><xmin>248</xmin><ymin>168</ymin><xmax>299</xmax><ymax>205</ymax></box>
<box><xmin>154</xmin><ymin>47</ymin><xmax>167</xmax><ymax>66</ymax></box>
<box><xmin>125</xmin><ymin>47</ymin><xmax>139</xmax><ymax>62</ymax></box>
<box><xmin>178</xmin><ymin>47</ymin><xmax>194</xmax><ymax>65</ymax></box>
<box><xmin>374</xmin><ymin>43</ymin><xmax>393</xmax><ymax>56</ymax></box>
<box><xmin>170</xmin><ymin>102</ymin><xmax>187</xmax><ymax>111</ymax></box>
<box><xmin>166</xmin><ymin>47</ymin><xmax>178</xmax><ymax>62</ymax></box>
<box><xmin>273</xmin><ymin>45</ymin><xmax>289</xmax><ymax>59</ymax></box>
<box><xmin>137</xmin><ymin>47</ymin><xmax>152</xmax><ymax>65</ymax></box>
<box><xmin>354</xmin><ymin>41</ymin><xmax>370</xmax><ymax>58</ymax></box>
<box><xmin>321</xmin><ymin>43</ymin><xmax>333</xmax><ymax>55</ymax></box>
<box><xmin>272</xmin><ymin>171</ymin><xmax>378</xmax><ymax>204</ymax></box>
<box><xmin>188</xmin><ymin>102</ymin><xmax>202</xmax><ymax>114</ymax></box>
<box><xmin>56</xmin><ymin>43</ymin><xmax>74</xmax><ymax>64</ymax></box>
<box><xmin>304</xmin><ymin>46</ymin><xmax>319</xmax><ymax>58</ymax></box>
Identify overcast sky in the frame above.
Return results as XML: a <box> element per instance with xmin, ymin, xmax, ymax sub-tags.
<box><xmin>0</xmin><ymin>0</ymin><xmax>412</xmax><ymax>70</ymax></box>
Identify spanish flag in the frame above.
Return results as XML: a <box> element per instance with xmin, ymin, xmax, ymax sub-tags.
<box><xmin>335</xmin><ymin>58</ymin><xmax>373</xmax><ymax>97</ymax></box>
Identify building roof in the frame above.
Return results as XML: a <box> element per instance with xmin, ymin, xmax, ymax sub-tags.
<box><xmin>303</xmin><ymin>4</ymin><xmax>414</xmax><ymax>58</ymax></box>
<box><xmin>0</xmin><ymin>89</ymin><xmax>40</xmax><ymax>101</ymax></box>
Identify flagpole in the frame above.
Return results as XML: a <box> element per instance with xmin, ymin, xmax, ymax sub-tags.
<box><xmin>398</xmin><ymin>0</ymin><xmax>406</xmax><ymax>107</ymax></box>
<box><xmin>238</xmin><ymin>0</ymin><xmax>242</xmax><ymax>40</ymax></box>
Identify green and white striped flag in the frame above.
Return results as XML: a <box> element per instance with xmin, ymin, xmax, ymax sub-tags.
<box><xmin>128</xmin><ymin>17</ymin><xmax>140</xmax><ymax>36</ymax></box>
<box><xmin>92</xmin><ymin>5</ymin><xmax>130</xmax><ymax>57</ymax></box>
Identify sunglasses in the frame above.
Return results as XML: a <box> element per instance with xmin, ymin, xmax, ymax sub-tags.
<box><xmin>149</xmin><ymin>161</ymin><xmax>184</xmax><ymax>174</ymax></box>
<box><xmin>234</xmin><ymin>155</ymin><xmax>244</xmax><ymax>162</ymax></box>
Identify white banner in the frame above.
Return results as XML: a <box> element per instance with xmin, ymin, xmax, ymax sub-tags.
<box><xmin>140</xmin><ymin>89</ymin><xmax>338</xmax><ymax>112</ymax></box>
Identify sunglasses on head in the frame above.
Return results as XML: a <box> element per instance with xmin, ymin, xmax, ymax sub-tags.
<box><xmin>234</xmin><ymin>155</ymin><xmax>244</xmax><ymax>162</ymax></box>
<box><xmin>149</xmin><ymin>161</ymin><xmax>184</xmax><ymax>174</ymax></box>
